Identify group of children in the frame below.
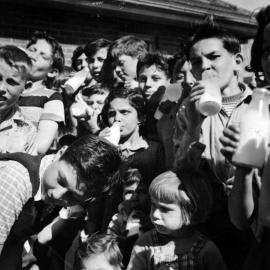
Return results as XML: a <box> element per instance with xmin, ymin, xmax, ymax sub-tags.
<box><xmin>0</xmin><ymin>5</ymin><xmax>270</xmax><ymax>270</ymax></box>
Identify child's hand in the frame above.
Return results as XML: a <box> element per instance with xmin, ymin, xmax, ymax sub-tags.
<box><xmin>99</xmin><ymin>127</ymin><xmax>112</xmax><ymax>138</ymax></box>
<box><xmin>124</xmin><ymin>79</ymin><xmax>138</xmax><ymax>89</ymax></box>
<box><xmin>220</xmin><ymin>124</ymin><xmax>240</xmax><ymax>162</ymax></box>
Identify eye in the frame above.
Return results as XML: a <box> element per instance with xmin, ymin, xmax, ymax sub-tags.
<box><xmin>108</xmin><ymin>110</ymin><xmax>116</xmax><ymax>118</ymax></box>
<box><xmin>152</xmin><ymin>76</ymin><xmax>161</xmax><ymax>82</ymax></box>
<box><xmin>58</xmin><ymin>176</ymin><xmax>67</xmax><ymax>188</ymax></box>
<box><xmin>97</xmin><ymin>57</ymin><xmax>105</xmax><ymax>62</ymax></box>
<box><xmin>139</xmin><ymin>76</ymin><xmax>146</xmax><ymax>83</ymax></box>
<box><xmin>190</xmin><ymin>58</ymin><xmax>202</xmax><ymax>67</ymax></box>
<box><xmin>119</xmin><ymin>109</ymin><xmax>129</xmax><ymax>115</ymax></box>
<box><xmin>7</xmin><ymin>78</ymin><xmax>19</xmax><ymax>86</ymax></box>
<box><xmin>209</xmin><ymin>54</ymin><xmax>220</xmax><ymax>60</ymax></box>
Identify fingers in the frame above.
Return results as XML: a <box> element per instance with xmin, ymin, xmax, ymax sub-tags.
<box><xmin>189</xmin><ymin>83</ymin><xmax>205</xmax><ymax>103</ymax></box>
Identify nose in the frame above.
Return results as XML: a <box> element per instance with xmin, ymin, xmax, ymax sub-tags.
<box><xmin>0</xmin><ymin>82</ymin><xmax>6</xmax><ymax>92</ymax></box>
<box><xmin>151</xmin><ymin>207</ymin><xmax>160</xmax><ymax>220</ymax></box>
<box><xmin>185</xmin><ymin>72</ymin><xmax>195</xmax><ymax>87</ymax></box>
<box><xmin>82</xmin><ymin>59</ymin><xmax>88</xmax><ymax>69</ymax></box>
<box><xmin>115</xmin><ymin>65</ymin><xmax>122</xmax><ymax>74</ymax></box>
<box><xmin>201</xmin><ymin>57</ymin><xmax>211</xmax><ymax>73</ymax></box>
<box><xmin>114</xmin><ymin>111</ymin><xmax>122</xmax><ymax>122</ymax></box>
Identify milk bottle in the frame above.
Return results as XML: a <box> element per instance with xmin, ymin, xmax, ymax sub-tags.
<box><xmin>104</xmin><ymin>122</ymin><xmax>121</xmax><ymax>146</ymax></box>
<box><xmin>232</xmin><ymin>88</ymin><xmax>270</xmax><ymax>169</ymax></box>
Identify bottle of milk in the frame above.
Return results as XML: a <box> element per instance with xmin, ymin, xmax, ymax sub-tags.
<box><xmin>232</xmin><ymin>88</ymin><xmax>270</xmax><ymax>169</ymax></box>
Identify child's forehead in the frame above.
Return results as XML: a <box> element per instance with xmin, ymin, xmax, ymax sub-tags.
<box><xmin>139</xmin><ymin>64</ymin><xmax>167</xmax><ymax>75</ymax></box>
<box><xmin>0</xmin><ymin>59</ymin><xmax>27</xmax><ymax>81</ymax></box>
<box><xmin>82</xmin><ymin>253</ymin><xmax>114</xmax><ymax>270</ymax></box>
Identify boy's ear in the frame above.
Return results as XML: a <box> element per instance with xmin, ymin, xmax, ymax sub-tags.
<box><xmin>47</xmin><ymin>68</ymin><xmax>59</xmax><ymax>79</ymax></box>
<box><xmin>233</xmin><ymin>53</ymin><xmax>243</xmax><ymax>72</ymax></box>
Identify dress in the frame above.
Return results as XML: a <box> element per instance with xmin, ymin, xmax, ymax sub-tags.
<box><xmin>127</xmin><ymin>229</ymin><xmax>227</xmax><ymax>270</ymax></box>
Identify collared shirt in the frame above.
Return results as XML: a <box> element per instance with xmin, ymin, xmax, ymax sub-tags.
<box><xmin>119</xmin><ymin>132</ymin><xmax>149</xmax><ymax>157</ymax></box>
<box><xmin>0</xmin><ymin>106</ymin><xmax>37</xmax><ymax>154</ymax></box>
<box><xmin>19</xmin><ymin>80</ymin><xmax>65</xmax><ymax>125</ymax></box>
<box><xmin>0</xmin><ymin>153</ymin><xmax>56</xmax><ymax>245</ymax></box>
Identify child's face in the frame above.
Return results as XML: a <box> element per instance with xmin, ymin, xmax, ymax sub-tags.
<box><xmin>88</xmin><ymin>47</ymin><xmax>108</xmax><ymax>81</ymax></box>
<box><xmin>261</xmin><ymin>22</ymin><xmax>270</xmax><ymax>84</ymax></box>
<box><xmin>81</xmin><ymin>253</ymin><xmax>115</xmax><ymax>270</ymax></box>
<box><xmin>123</xmin><ymin>182</ymin><xmax>139</xmax><ymax>201</ymax></box>
<box><xmin>138</xmin><ymin>65</ymin><xmax>170</xmax><ymax>100</ymax></box>
<box><xmin>83</xmin><ymin>92</ymin><xmax>109</xmax><ymax>113</ymax></box>
<box><xmin>42</xmin><ymin>159</ymin><xmax>91</xmax><ymax>206</ymax></box>
<box><xmin>75</xmin><ymin>53</ymin><xmax>88</xmax><ymax>71</ymax></box>
<box><xmin>150</xmin><ymin>196</ymin><xmax>184</xmax><ymax>235</ymax></box>
<box><xmin>0</xmin><ymin>59</ymin><xmax>26</xmax><ymax>112</ymax></box>
<box><xmin>108</xmin><ymin>98</ymin><xmax>140</xmax><ymax>139</ymax></box>
<box><xmin>114</xmin><ymin>54</ymin><xmax>138</xmax><ymax>82</ymax></box>
<box><xmin>189</xmin><ymin>38</ymin><xmax>240</xmax><ymax>92</ymax></box>
<box><xmin>27</xmin><ymin>39</ymin><xmax>53</xmax><ymax>81</ymax></box>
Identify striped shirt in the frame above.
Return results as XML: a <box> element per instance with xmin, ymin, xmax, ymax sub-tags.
<box><xmin>19</xmin><ymin>81</ymin><xmax>65</xmax><ymax>125</ymax></box>
<box><xmin>222</xmin><ymin>92</ymin><xmax>244</xmax><ymax>117</ymax></box>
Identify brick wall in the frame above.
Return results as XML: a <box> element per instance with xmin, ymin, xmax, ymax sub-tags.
<box><xmin>0</xmin><ymin>2</ymin><xmax>188</xmax><ymax>66</ymax></box>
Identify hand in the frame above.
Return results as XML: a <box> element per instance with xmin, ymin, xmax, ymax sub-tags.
<box><xmin>99</xmin><ymin>127</ymin><xmax>111</xmax><ymax>138</ymax></box>
<box><xmin>124</xmin><ymin>79</ymin><xmax>138</xmax><ymax>89</ymax></box>
<box><xmin>224</xmin><ymin>176</ymin><xmax>234</xmax><ymax>196</ymax></box>
<box><xmin>220</xmin><ymin>124</ymin><xmax>240</xmax><ymax>162</ymax></box>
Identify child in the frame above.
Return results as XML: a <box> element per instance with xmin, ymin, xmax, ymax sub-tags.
<box><xmin>127</xmin><ymin>170</ymin><xmax>227</xmax><ymax>270</ymax></box>
<box><xmin>71</xmin><ymin>46</ymin><xmax>88</xmax><ymax>72</ymax></box>
<box><xmin>0</xmin><ymin>45</ymin><xmax>37</xmax><ymax>154</ymax></box>
<box><xmin>110</xmin><ymin>35</ymin><xmax>148</xmax><ymax>89</ymax></box>
<box><xmin>19</xmin><ymin>30</ymin><xmax>65</xmax><ymax>154</ymax></box>
<box><xmin>69</xmin><ymin>83</ymin><xmax>110</xmax><ymax>136</ymax></box>
<box><xmin>75</xmin><ymin>233</ymin><xmax>123</xmax><ymax>270</ymax></box>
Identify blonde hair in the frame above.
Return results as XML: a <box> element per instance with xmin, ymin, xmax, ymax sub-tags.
<box><xmin>149</xmin><ymin>170</ymin><xmax>212</xmax><ymax>225</ymax></box>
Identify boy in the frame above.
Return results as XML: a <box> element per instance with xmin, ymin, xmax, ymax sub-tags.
<box><xmin>0</xmin><ymin>45</ymin><xmax>37</xmax><ymax>154</ymax></box>
<box><xmin>110</xmin><ymin>35</ymin><xmax>148</xmax><ymax>89</ymax></box>
<box><xmin>19</xmin><ymin>31</ymin><xmax>65</xmax><ymax>154</ymax></box>
<box><xmin>75</xmin><ymin>233</ymin><xmax>123</xmax><ymax>270</ymax></box>
<box><xmin>173</xmin><ymin>19</ymin><xmax>252</xmax><ymax>269</ymax></box>
<box><xmin>0</xmin><ymin>135</ymin><xmax>122</xmax><ymax>269</ymax></box>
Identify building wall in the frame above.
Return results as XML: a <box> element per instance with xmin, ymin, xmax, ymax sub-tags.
<box><xmin>0</xmin><ymin>2</ymin><xmax>188</xmax><ymax>65</ymax></box>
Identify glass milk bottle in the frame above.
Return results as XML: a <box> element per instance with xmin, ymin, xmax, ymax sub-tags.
<box><xmin>232</xmin><ymin>88</ymin><xmax>270</xmax><ymax>169</ymax></box>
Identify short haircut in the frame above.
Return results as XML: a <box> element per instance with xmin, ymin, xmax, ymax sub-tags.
<box><xmin>149</xmin><ymin>170</ymin><xmax>212</xmax><ymax>225</ymax></box>
<box><xmin>0</xmin><ymin>45</ymin><xmax>32</xmax><ymax>80</ymax></box>
<box><xmin>123</xmin><ymin>168</ymin><xmax>141</xmax><ymax>187</ymax></box>
<box><xmin>27</xmin><ymin>30</ymin><xmax>65</xmax><ymax>73</ymax></box>
<box><xmin>81</xmin><ymin>83</ymin><xmax>110</xmax><ymax>97</ymax></box>
<box><xmin>110</xmin><ymin>35</ymin><xmax>148</xmax><ymax>60</ymax></box>
<box><xmin>84</xmin><ymin>38</ymin><xmax>111</xmax><ymax>59</ymax></box>
<box><xmin>77</xmin><ymin>233</ymin><xmax>123</xmax><ymax>270</ymax></box>
<box><xmin>187</xmin><ymin>17</ymin><xmax>241</xmax><ymax>59</ymax></box>
<box><xmin>101</xmin><ymin>86</ymin><xmax>146</xmax><ymax>127</ymax></box>
<box><xmin>60</xmin><ymin>135</ymin><xmax>122</xmax><ymax>197</ymax></box>
<box><xmin>251</xmin><ymin>5</ymin><xmax>270</xmax><ymax>73</ymax></box>
<box><xmin>71</xmin><ymin>46</ymin><xmax>85</xmax><ymax>71</ymax></box>
<box><xmin>137</xmin><ymin>52</ymin><xmax>171</xmax><ymax>78</ymax></box>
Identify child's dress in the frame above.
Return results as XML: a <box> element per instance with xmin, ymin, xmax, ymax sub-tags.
<box><xmin>127</xmin><ymin>229</ymin><xmax>227</xmax><ymax>270</ymax></box>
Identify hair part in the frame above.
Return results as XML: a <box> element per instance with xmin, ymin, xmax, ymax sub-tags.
<box><xmin>27</xmin><ymin>30</ymin><xmax>65</xmax><ymax>73</ymax></box>
<box><xmin>0</xmin><ymin>45</ymin><xmax>32</xmax><ymax>80</ymax></box>
<box><xmin>77</xmin><ymin>233</ymin><xmax>123</xmax><ymax>270</ymax></box>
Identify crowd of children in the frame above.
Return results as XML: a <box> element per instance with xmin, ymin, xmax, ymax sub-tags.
<box><xmin>0</xmin><ymin>5</ymin><xmax>270</xmax><ymax>270</ymax></box>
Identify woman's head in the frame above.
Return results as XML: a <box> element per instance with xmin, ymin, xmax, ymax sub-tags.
<box><xmin>149</xmin><ymin>170</ymin><xmax>212</xmax><ymax>235</ymax></box>
<box><xmin>251</xmin><ymin>5</ymin><xmax>270</xmax><ymax>83</ymax></box>
<box><xmin>101</xmin><ymin>87</ymin><xmax>147</xmax><ymax>139</ymax></box>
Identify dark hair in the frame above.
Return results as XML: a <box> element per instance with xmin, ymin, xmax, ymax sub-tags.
<box><xmin>60</xmin><ymin>135</ymin><xmax>122</xmax><ymax>196</ymax></box>
<box><xmin>251</xmin><ymin>5</ymin><xmax>270</xmax><ymax>73</ymax></box>
<box><xmin>71</xmin><ymin>46</ymin><xmax>85</xmax><ymax>71</ymax></box>
<box><xmin>110</xmin><ymin>35</ymin><xmax>148</xmax><ymax>60</ymax></box>
<box><xmin>27</xmin><ymin>30</ymin><xmax>65</xmax><ymax>73</ymax></box>
<box><xmin>81</xmin><ymin>83</ymin><xmax>110</xmax><ymax>97</ymax></box>
<box><xmin>77</xmin><ymin>233</ymin><xmax>123</xmax><ymax>270</ymax></box>
<box><xmin>101</xmin><ymin>86</ymin><xmax>147</xmax><ymax>127</ymax></box>
<box><xmin>123</xmin><ymin>168</ymin><xmax>141</xmax><ymax>187</ymax></box>
<box><xmin>137</xmin><ymin>52</ymin><xmax>171</xmax><ymax>78</ymax></box>
<box><xmin>168</xmin><ymin>51</ymin><xmax>188</xmax><ymax>80</ymax></box>
<box><xmin>187</xmin><ymin>17</ymin><xmax>241</xmax><ymax>59</ymax></box>
<box><xmin>0</xmin><ymin>45</ymin><xmax>32</xmax><ymax>80</ymax></box>
<box><xmin>84</xmin><ymin>38</ymin><xmax>111</xmax><ymax>59</ymax></box>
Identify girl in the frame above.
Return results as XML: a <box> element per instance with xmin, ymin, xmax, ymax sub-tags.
<box><xmin>127</xmin><ymin>170</ymin><xmax>227</xmax><ymax>270</ymax></box>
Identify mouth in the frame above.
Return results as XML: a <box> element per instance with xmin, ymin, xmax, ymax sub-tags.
<box><xmin>0</xmin><ymin>96</ymin><xmax>7</xmax><ymax>102</ymax></box>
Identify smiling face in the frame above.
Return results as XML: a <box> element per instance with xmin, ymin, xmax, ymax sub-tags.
<box><xmin>88</xmin><ymin>47</ymin><xmax>108</xmax><ymax>81</ymax></box>
<box><xmin>261</xmin><ymin>22</ymin><xmax>270</xmax><ymax>84</ymax></box>
<box><xmin>107</xmin><ymin>98</ymin><xmax>140</xmax><ymax>140</ymax></box>
<box><xmin>114</xmin><ymin>54</ymin><xmax>138</xmax><ymax>82</ymax></box>
<box><xmin>150</xmin><ymin>196</ymin><xmax>183</xmax><ymax>235</ymax></box>
<box><xmin>189</xmin><ymin>38</ymin><xmax>240</xmax><ymax>93</ymax></box>
<box><xmin>41</xmin><ymin>160</ymin><xmax>90</xmax><ymax>206</ymax></box>
<box><xmin>27</xmin><ymin>39</ymin><xmax>53</xmax><ymax>81</ymax></box>
<box><xmin>138</xmin><ymin>64</ymin><xmax>170</xmax><ymax>100</ymax></box>
<box><xmin>0</xmin><ymin>59</ymin><xmax>26</xmax><ymax>113</ymax></box>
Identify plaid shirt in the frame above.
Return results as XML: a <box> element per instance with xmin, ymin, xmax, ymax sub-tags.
<box><xmin>0</xmin><ymin>160</ymin><xmax>32</xmax><ymax>245</ymax></box>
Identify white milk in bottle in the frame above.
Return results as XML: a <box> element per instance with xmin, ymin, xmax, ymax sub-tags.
<box><xmin>232</xmin><ymin>88</ymin><xmax>270</xmax><ymax>169</ymax></box>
